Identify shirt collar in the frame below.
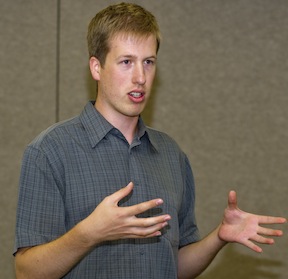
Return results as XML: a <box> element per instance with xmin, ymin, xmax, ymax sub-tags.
<box><xmin>80</xmin><ymin>102</ymin><xmax>113</xmax><ymax>148</ymax></box>
<box><xmin>137</xmin><ymin>117</ymin><xmax>159</xmax><ymax>152</ymax></box>
<box><xmin>80</xmin><ymin>101</ymin><xmax>159</xmax><ymax>151</ymax></box>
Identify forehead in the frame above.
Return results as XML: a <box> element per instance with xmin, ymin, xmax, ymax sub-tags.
<box><xmin>108</xmin><ymin>32</ymin><xmax>158</xmax><ymax>52</ymax></box>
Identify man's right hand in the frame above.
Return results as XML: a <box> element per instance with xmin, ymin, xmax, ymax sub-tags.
<box><xmin>78</xmin><ymin>182</ymin><xmax>171</xmax><ymax>246</ymax></box>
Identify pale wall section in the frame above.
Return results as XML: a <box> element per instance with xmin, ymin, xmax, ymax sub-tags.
<box><xmin>1</xmin><ymin>1</ymin><xmax>288</xmax><ymax>278</ymax></box>
<box><xmin>0</xmin><ymin>1</ymin><xmax>57</xmax><ymax>278</ymax></box>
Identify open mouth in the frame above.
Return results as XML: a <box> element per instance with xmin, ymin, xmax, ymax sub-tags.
<box><xmin>129</xmin><ymin>92</ymin><xmax>143</xmax><ymax>98</ymax></box>
<box><xmin>128</xmin><ymin>91</ymin><xmax>145</xmax><ymax>103</ymax></box>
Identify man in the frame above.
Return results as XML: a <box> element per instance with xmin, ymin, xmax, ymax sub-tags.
<box><xmin>14</xmin><ymin>3</ymin><xmax>286</xmax><ymax>279</ymax></box>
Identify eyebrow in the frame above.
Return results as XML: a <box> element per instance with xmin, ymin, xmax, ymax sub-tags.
<box><xmin>116</xmin><ymin>54</ymin><xmax>157</xmax><ymax>60</ymax></box>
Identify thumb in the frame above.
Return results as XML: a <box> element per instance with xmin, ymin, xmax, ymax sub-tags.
<box><xmin>111</xmin><ymin>182</ymin><xmax>134</xmax><ymax>204</ymax></box>
<box><xmin>228</xmin><ymin>190</ymin><xmax>237</xmax><ymax>210</ymax></box>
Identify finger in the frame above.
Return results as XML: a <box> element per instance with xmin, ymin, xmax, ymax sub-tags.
<box><xmin>227</xmin><ymin>190</ymin><xmax>237</xmax><ymax>210</ymax></box>
<box><xmin>127</xmin><ymin>198</ymin><xmax>164</xmax><ymax>216</ymax></box>
<box><xmin>134</xmin><ymin>214</ymin><xmax>171</xmax><ymax>228</ymax></box>
<box><xmin>241</xmin><ymin>239</ymin><xmax>263</xmax><ymax>253</ymax></box>
<box><xmin>258</xmin><ymin>226</ymin><xmax>284</xmax><ymax>237</ymax></box>
<box><xmin>125</xmin><ymin>221</ymin><xmax>169</xmax><ymax>238</ymax></box>
<box><xmin>257</xmin><ymin>216</ymin><xmax>287</xmax><ymax>225</ymax></box>
<box><xmin>250</xmin><ymin>234</ymin><xmax>274</xmax><ymax>245</ymax></box>
<box><xmin>110</xmin><ymin>182</ymin><xmax>134</xmax><ymax>205</ymax></box>
<box><xmin>123</xmin><ymin>230</ymin><xmax>162</xmax><ymax>239</ymax></box>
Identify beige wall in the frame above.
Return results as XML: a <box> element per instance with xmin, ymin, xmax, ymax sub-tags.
<box><xmin>1</xmin><ymin>1</ymin><xmax>287</xmax><ymax>278</ymax></box>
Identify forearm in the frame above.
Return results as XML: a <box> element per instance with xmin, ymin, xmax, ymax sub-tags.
<box><xmin>178</xmin><ymin>225</ymin><xmax>227</xmax><ymax>279</ymax></box>
<box><xmin>15</xmin><ymin>221</ymin><xmax>97</xmax><ymax>279</ymax></box>
<box><xmin>15</xmin><ymin>183</ymin><xmax>169</xmax><ymax>278</ymax></box>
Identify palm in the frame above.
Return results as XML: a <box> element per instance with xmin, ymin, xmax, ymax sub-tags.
<box><xmin>218</xmin><ymin>191</ymin><xmax>286</xmax><ymax>253</ymax></box>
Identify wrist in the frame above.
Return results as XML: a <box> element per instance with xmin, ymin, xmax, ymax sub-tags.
<box><xmin>216</xmin><ymin>224</ymin><xmax>228</xmax><ymax>247</ymax></box>
<box><xmin>73</xmin><ymin>219</ymin><xmax>103</xmax><ymax>249</ymax></box>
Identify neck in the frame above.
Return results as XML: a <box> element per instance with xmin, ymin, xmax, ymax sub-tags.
<box><xmin>116</xmin><ymin>118</ymin><xmax>139</xmax><ymax>144</ymax></box>
<box><xmin>94</xmin><ymin>103</ymin><xmax>139</xmax><ymax>144</ymax></box>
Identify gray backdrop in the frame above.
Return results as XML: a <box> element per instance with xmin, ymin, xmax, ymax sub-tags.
<box><xmin>1</xmin><ymin>0</ymin><xmax>287</xmax><ymax>278</ymax></box>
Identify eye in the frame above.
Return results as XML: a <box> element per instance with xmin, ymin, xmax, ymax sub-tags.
<box><xmin>122</xmin><ymin>59</ymin><xmax>131</xmax><ymax>65</ymax></box>
<box><xmin>144</xmin><ymin>59</ymin><xmax>156</xmax><ymax>66</ymax></box>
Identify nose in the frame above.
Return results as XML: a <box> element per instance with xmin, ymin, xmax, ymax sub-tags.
<box><xmin>132</xmin><ymin>63</ymin><xmax>146</xmax><ymax>85</ymax></box>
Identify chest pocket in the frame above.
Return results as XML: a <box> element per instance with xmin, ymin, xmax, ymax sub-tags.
<box><xmin>145</xmin><ymin>190</ymin><xmax>180</xmax><ymax>248</ymax></box>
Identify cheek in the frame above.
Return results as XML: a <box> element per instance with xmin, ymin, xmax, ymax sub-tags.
<box><xmin>146</xmin><ymin>71</ymin><xmax>156</xmax><ymax>87</ymax></box>
<box><xmin>111</xmin><ymin>71</ymin><xmax>130</xmax><ymax>88</ymax></box>
<box><xmin>101</xmin><ymin>69</ymin><xmax>123</xmax><ymax>89</ymax></box>
<box><xmin>101</xmin><ymin>72</ymin><xmax>127</xmax><ymax>98</ymax></box>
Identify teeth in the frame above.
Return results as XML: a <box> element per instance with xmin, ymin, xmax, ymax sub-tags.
<box><xmin>130</xmin><ymin>92</ymin><xmax>142</xmax><ymax>97</ymax></box>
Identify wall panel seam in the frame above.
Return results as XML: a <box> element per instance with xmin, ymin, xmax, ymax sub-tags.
<box><xmin>56</xmin><ymin>0</ymin><xmax>61</xmax><ymax>122</ymax></box>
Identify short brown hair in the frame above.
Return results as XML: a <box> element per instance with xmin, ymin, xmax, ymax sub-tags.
<box><xmin>87</xmin><ymin>2</ymin><xmax>161</xmax><ymax>66</ymax></box>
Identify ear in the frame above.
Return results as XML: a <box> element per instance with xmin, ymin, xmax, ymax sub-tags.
<box><xmin>89</xmin><ymin>56</ymin><xmax>101</xmax><ymax>81</ymax></box>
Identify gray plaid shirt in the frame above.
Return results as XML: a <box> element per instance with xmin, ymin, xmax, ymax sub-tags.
<box><xmin>15</xmin><ymin>101</ymin><xmax>199</xmax><ymax>278</ymax></box>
